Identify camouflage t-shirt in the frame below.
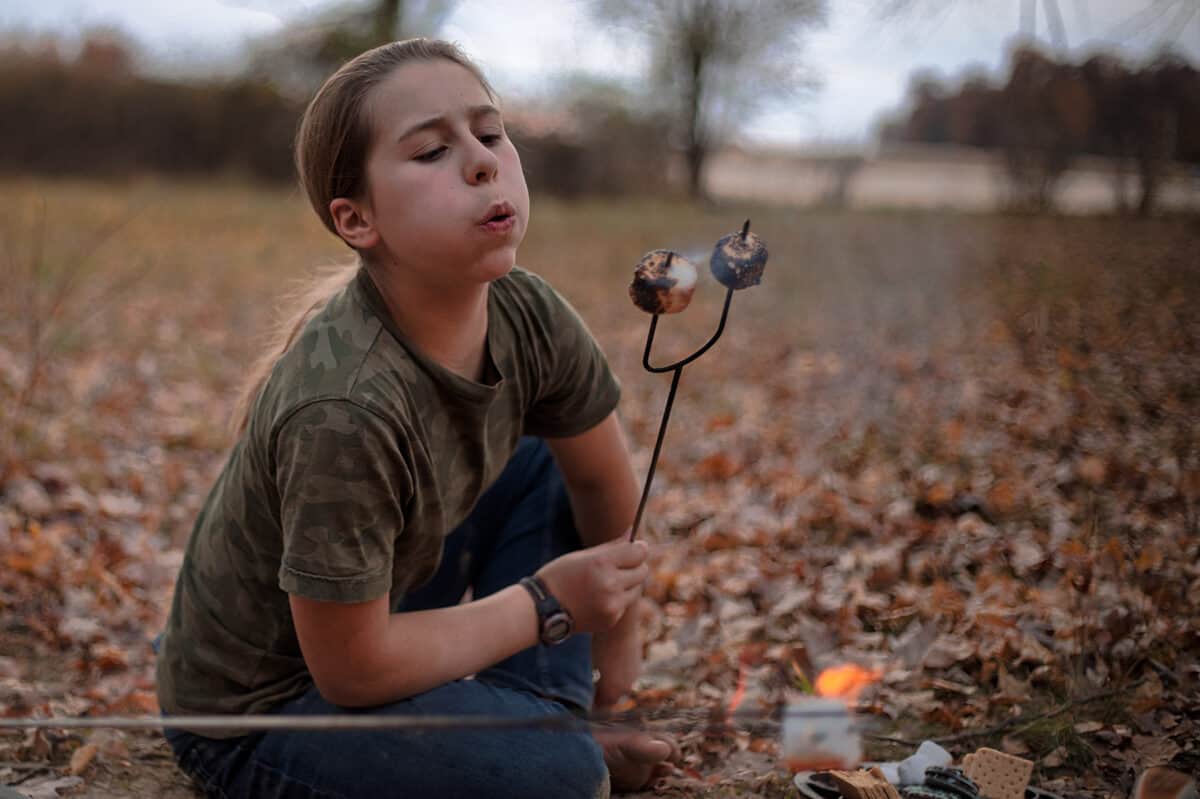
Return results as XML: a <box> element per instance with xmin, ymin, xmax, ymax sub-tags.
<box><xmin>156</xmin><ymin>266</ymin><xmax>620</xmax><ymax>733</ymax></box>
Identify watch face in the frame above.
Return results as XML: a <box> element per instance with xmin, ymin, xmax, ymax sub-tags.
<box><xmin>543</xmin><ymin>612</ymin><xmax>573</xmax><ymax>644</ymax></box>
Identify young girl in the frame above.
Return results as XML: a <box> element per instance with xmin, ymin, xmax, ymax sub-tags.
<box><xmin>155</xmin><ymin>38</ymin><xmax>675</xmax><ymax>798</ymax></box>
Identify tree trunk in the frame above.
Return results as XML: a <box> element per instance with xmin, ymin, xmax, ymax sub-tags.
<box><xmin>1135</xmin><ymin>110</ymin><xmax>1176</xmax><ymax>217</ymax></box>
<box><xmin>1111</xmin><ymin>156</ymin><xmax>1131</xmax><ymax>214</ymax></box>
<box><xmin>1136</xmin><ymin>155</ymin><xmax>1159</xmax><ymax>217</ymax></box>
<box><xmin>686</xmin><ymin>143</ymin><xmax>707</xmax><ymax>200</ymax></box>
<box><xmin>684</xmin><ymin>45</ymin><xmax>707</xmax><ymax>201</ymax></box>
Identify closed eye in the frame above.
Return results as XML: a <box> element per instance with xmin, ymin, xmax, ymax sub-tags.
<box><xmin>415</xmin><ymin>146</ymin><xmax>446</xmax><ymax>162</ymax></box>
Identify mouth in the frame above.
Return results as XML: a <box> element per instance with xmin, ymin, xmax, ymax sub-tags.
<box><xmin>479</xmin><ymin>201</ymin><xmax>517</xmax><ymax>228</ymax></box>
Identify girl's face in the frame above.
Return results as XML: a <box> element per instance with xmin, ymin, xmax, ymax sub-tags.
<box><xmin>353</xmin><ymin>59</ymin><xmax>529</xmax><ymax>289</ymax></box>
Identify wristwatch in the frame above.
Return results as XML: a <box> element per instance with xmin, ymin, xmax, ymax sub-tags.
<box><xmin>519</xmin><ymin>575</ymin><xmax>575</xmax><ymax>646</ymax></box>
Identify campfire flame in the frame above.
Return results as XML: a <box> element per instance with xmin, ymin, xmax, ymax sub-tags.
<box><xmin>727</xmin><ymin>662</ymin><xmax>880</xmax><ymax>717</ymax></box>
<box><xmin>814</xmin><ymin>664</ymin><xmax>882</xmax><ymax>703</ymax></box>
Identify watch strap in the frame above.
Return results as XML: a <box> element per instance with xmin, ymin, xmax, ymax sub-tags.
<box><xmin>520</xmin><ymin>574</ymin><xmax>552</xmax><ymax>605</ymax></box>
<box><xmin>519</xmin><ymin>575</ymin><xmax>573</xmax><ymax>645</ymax></box>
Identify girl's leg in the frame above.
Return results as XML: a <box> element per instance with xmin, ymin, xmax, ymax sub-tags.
<box><xmin>166</xmin><ymin>680</ymin><xmax>609</xmax><ymax>799</ymax></box>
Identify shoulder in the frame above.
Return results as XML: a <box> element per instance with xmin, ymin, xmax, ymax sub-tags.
<box><xmin>281</xmin><ymin>283</ymin><xmax>383</xmax><ymax>393</ymax></box>
<box><xmin>255</xmin><ymin>281</ymin><xmax>415</xmax><ymax>436</ymax></box>
<box><xmin>271</xmin><ymin>396</ymin><xmax>415</xmax><ymax>513</ymax></box>
<box><xmin>275</xmin><ymin>396</ymin><xmax>393</xmax><ymax>442</ymax></box>
<box><xmin>272</xmin><ymin>397</ymin><xmax>410</xmax><ymax>483</ymax></box>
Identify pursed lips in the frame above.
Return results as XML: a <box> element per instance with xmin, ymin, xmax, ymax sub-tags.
<box><xmin>478</xmin><ymin>200</ymin><xmax>516</xmax><ymax>226</ymax></box>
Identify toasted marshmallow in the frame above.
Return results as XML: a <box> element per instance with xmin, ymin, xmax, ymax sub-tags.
<box><xmin>629</xmin><ymin>250</ymin><xmax>697</xmax><ymax>314</ymax></box>
<box><xmin>710</xmin><ymin>224</ymin><xmax>768</xmax><ymax>290</ymax></box>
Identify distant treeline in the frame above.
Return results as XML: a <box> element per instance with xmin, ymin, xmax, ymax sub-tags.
<box><xmin>0</xmin><ymin>37</ymin><xmax>671</xmax><ymax>198</ymax></box>
<box><xmin>0</xmin><ymin>40</ymin><xmax>298</xmax><ymax>181</ymax></box>
<box><xmin>880</xmin><ymin>46</ymin><xmax>1200</xmax><ymax>214</ymax></box>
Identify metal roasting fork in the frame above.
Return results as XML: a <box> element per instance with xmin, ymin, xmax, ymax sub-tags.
<box><xmin>629</xmin><ymin>220</ymin><xmax>758</xmax><ymax>542</ymax></box>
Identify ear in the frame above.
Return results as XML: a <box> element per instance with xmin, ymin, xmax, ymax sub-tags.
<box><xmin>329</xmin><ymin>196</ymin><xmax>380</xmax><ymax>250</ymax></box>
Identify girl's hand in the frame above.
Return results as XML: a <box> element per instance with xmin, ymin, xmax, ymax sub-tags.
<box><xmin>536</xmin><ymin>538</ymin><xmax>649</xmax><ymax>634</ymax></box>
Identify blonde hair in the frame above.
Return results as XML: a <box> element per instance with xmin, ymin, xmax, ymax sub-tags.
<box><xmin>231</xmin><ymin>38</ymin><xmax>495</xmax><ymax>438</ymax></box>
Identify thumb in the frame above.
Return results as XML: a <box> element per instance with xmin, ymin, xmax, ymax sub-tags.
<box><xmin>610</xmin><ymin>539</ymin><xmax>650</xmax><ymax>568</ymax></box>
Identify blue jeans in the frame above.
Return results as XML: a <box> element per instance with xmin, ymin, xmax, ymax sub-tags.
<box><xmin>162</xmin><ymin>437</ymin><xmax>609</xmax><ymax>799</ymax></box>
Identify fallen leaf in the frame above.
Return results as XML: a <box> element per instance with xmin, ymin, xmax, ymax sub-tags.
<box><xmin>924</xmin><ymin>635</ymin><xmax>977</xmax><ymax>669</ymax></box>
<box><xmin>1077</xmin><ymin>456</ymin><xmax>1106</xmax><ymax>486</ymax></box>
<box><xmin>1131</xmin><ymin>735</ymin><xmax>1180</xmax><ymax>766</ymax></box>
<box><xmin>1042</xmin><ymin>746</ymin><xmax>1067</xmax><ymax>768</ymax></box>
<box><xmin>996</xmin><ymin>666</ymin><xmax>1032</xmax><ymax>703</ymax></box>
<box><xmin>1136</xmin><ymin>546</ymin><xmax>1164</xmax><ymax>574</ymax></box>
<box><xmin>109</xmin><ymin>689</ymin><xmax>159</xmax><ymax>714</ymax></box>
<box><xmin>695</xmin><ymin>453</ymin><xmax>740</xmax><ymax>481</ymax></box>
<box><xmin>14</xmin><ymin>776</ymin><xmax>85</xmax><ymax>799</ymax></box>
<box><xmin>69</xmin><ymin>742</ymin><xmax>98</xmax><ymax>775</ymax></box>
<box><xmin>1132</xmin><ymin>674</ymin><xmax>1166</xmax><ymax>713</ymax></box>
<box><xmin>1002</xmin><ymin>735</ymin><xmax>1031</xmax><ymax>755</ymax></box>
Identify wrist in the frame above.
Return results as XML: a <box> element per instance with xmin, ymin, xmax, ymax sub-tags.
<box><xmin>519</xmin><ymin>575</ymin><xmax>575</xmax><ymax>646</ymax></box>
<box><xmin>504</xmin><ymin>583</ymin><xmax>541</xmax><ymax>650</ymax></box>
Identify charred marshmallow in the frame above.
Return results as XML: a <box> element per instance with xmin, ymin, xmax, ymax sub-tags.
<box><xmin>710</xmin><ymin>224</ymin><xmax>768</xmax><ymax>290</ymax></box>
<box><xmin>629</xmin><ymin>249</ymin><xmax>697</xmax><ymax>315</ymax></box>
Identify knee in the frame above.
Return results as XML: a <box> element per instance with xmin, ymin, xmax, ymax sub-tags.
<box><xmin>571</xmin><ymin>732</ymin><xmax>611</xmax><ymax>799</ymax></box>
<box><xmin>498</xmin><ymin>730</ymin><xmax>609</xmax><ymax>799</ymax></box>
<box><xmin>545</xmin><ymin>731</ymin><xmax>611</xmax><ymax>799</ymax></box>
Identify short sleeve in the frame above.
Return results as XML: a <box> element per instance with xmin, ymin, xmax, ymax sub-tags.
<box><xmin>273</xmin><ymin>400</ymin><xmax>411</xmax><ymax>603</ymax></box>
<box><xmin>523</xmin><ymin>281</ymin><xmax>621</xmax><ymax>438</ymax></box>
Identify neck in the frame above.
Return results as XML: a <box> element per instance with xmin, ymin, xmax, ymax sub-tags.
<box><xmin>367</xmin><ymin>262</ymin><xmax>491</xmax><ymax>382</ymax></box>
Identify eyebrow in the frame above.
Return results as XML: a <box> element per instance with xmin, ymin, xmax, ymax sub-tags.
<box><xmin>396</xmin><ymin>104</ymin><xmax>501</xmax><ymax>142</ymax></box>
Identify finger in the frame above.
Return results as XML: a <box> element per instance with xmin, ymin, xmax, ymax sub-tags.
<box><xmin>614</xmin><ymin>561</ymin><xmax>649</xmax><ymax>590</ymax></box>
<box><xmin>617</xmin><ymin>580</ymin><xmax>645</xmax><ymax>610</ymax></box>
<box><xmin>608</xmin><ymin>539</ymin><xmax>649</xmax><ymax>568</ymax></box>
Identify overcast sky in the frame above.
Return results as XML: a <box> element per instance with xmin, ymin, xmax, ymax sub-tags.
<box><xmin>2</xmin><ymin>0</ymin><xmax>1198</xmax><ymax>146</ymax></box>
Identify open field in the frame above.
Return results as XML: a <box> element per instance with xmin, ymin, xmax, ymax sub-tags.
<box><xmin>706</xmin><ymin>144</ymin><xmax>1200</xmax><ymax>214</ymax></box>
<box><xmin>1</xmin><ymin>178</ymin><xmax>1198</xmax><ymax>797</ymax></box>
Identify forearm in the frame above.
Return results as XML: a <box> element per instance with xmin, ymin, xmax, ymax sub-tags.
<box><xmin>549</xmin><ymin>412</ymin><xmax>640</xmax><ymax>547</ymax></box>
<box><xmin>566</xmin><ymin>472</ymin><xmax>639</xmax><ymax>547</ymax></box>
<box><xmin>593</xmin><ymin>599</ymin><xmax>642</xmax><ymax>706</ymax></box>
<box><xmin>334</xmin><ymin>585</ymin><xmax>538</xmax><ymax>707</ymax></box>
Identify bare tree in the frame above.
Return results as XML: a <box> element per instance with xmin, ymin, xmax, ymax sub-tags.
<box><xmin>590</xmin><ymin>0</ymin><xmax>825</xmax><ymax>200</ymax></box>
<box><xmin>1000</xmin><ymin>46</ymin><xmax>1093</xmax><ymax>212</ymax></box>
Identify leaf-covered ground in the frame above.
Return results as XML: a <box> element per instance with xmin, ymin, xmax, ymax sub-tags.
<box><xmin>1</xmin><ymin>178</ymin><xmax>1197</xmax><ymax>797</ymax></box>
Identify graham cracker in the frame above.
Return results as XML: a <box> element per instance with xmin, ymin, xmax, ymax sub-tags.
<box><xmin>962</xmin><ymin>748</ymin><xmax>1034</xmax><ymax>799</ymax></box>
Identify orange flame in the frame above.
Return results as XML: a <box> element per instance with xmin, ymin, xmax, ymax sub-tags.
<box><xmin>814</xmin><ymin>664</ymin><xmax>882</xmax><ymax>702</ymax></box>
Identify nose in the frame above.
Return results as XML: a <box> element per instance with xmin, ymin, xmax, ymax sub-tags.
<box><xmin>464</xmin><ymin>138</ymin><xmax>499</xmax><ymax>185</ymax></box>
